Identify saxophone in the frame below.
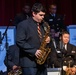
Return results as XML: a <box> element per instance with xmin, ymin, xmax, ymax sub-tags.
<box><xmin>36</xmin><ymin>20</ymin><xmax>51</xmax><ymax>65</ymax></box>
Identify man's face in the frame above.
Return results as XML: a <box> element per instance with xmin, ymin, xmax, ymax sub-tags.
<box><xmin>23</xmin><ymin>5</ymin><xmax>30</xmax><ymax>14</ymax></box>
<box><xmin>62</xmin><ymin>34</ymin><xmax>70</xmax><ymax>44</ymax></box>
<box><xmin>32</xmin><ymin>11</ymin><xmax>45</xmax><ymax>23</ymax></box>
<box><xmin>49</xmin><ymin>5</ymin><xmax>57</xmax><ymax>14</ymax></box>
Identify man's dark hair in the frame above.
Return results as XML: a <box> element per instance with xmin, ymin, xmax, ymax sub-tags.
<box><xmin>49</xmin><ymin>3</ymin><xmax>57</xmax><ymax>8</ymax></box>
<box><xmin>61</xmin><ymin>31</ymin><xmax>70</xmax><ymax>36</ymax></box>
<box><xmin>31</xmin><ymin>3</ymin><xmax>46</xmax><ymax>13</ymax></box>
<box><xmin>59</xmin><ymin>31</ymin><xmax>69</xmax><ymax>40</ymax></box>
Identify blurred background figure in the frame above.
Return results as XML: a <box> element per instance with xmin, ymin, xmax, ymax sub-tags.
<box><xmin>45</xmin><ymin>3</ymin><xmax>67</xmax><ymax>38</ymax></box>
<box><xmin>47</xmin><ymin>28</ymin><xmax>59</xmax><ymax>67</ymax></box>
<box><xmin>0</xmin><ymin>43</ymin><xmax>7</xmax><ymax>75</ymax></box>
<box><xmin>4</xmin><ymin>45</ymin><xmax>21</xmax><ymax>75</ymax></box>
<box><xmin>50</xmin><ymin>28</ymin><xmax>60</xmax><ymax>42</ymax></box>
<box><xmin>13</xmin><ymin>4</ymin><xmax>31</xmax><ymax>28</ymax></box>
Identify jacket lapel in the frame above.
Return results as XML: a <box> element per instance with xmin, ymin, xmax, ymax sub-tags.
<box><xmin>28</xmin><ymin>18</ymin><xmax>41</xmax><ymax>41</ymax></box>
<box><xmin>67</xmin><ymin>43</ymin><xmax>72</xmax><ymax>52</ymax></box>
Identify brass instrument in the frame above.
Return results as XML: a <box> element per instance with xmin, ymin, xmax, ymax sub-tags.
<box><xmin>66</xmin><ymin>61</ymin><xmax>72</xmax><ymax>75</ymax></box>
<box><xmin>36</xmin><ymin>20</ymin><xmax>51</xmax><ymax>65</ymax></box>
<box><xmin>8</xmin><ymin>67</ymin><xmax>22</xmax><ymax>75</ymax></box>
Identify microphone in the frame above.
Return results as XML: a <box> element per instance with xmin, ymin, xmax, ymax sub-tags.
<box><xmin>1</xmin><ymin>19</ymin><xmax>13</xmax><ymax>41</ymax></box>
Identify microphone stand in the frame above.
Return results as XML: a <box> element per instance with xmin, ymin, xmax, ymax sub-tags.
<box><xmin>59</xmin><ymin>40</ymin><xmax>64</xmax><ymax>75</ymax></box>
<box><xmin>1</xmin><ymin>25</ymin><xmax>9</xmax><ymax>50</ymax></box>
<box><xmin>1</xmin><ymin>19</ymin><xmax>12</xmax><ymax>74</ymax></box>
<box><xmin>1</xmin><ymin>19</ymin><xmax>12</xmax><ymax>50</ymax></box>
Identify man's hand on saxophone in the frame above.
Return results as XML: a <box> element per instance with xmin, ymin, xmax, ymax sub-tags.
<box><xmin>13</xmin><ymin>65</ymin><xmax>18</xmax><ymax>70</ymax></box>
<box><xmin>64</xmin><ymin>67</ymin><xmax>76</xmax><ymax>75</ymax></box>
<box><xmin>35</xmin><ymin>36</ymin><xmax>50</xmax><ymax>59</ymax></box>
<box><xmin>35</xmin><ymin>50</ymin><xmax>42</xmax><ymax>59</ymax></box>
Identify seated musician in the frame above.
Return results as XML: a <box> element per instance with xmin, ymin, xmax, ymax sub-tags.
<box><xmin>49</xmin><ymin>31</ymin><xmax>76</xmax><ymax>75</ymax></box>
<box><xmin>5</xmin><ymin>45</ymin><xmax>21</xmax><ymax>75</ymax></box>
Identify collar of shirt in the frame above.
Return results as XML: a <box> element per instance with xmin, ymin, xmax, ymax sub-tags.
<box><xmin>32</xmin><ymin>17</ymin><xmax>39</xmax><ymax>25</ymax></box>
<box><xmin>64</xmin><ymin>44</ymin><xmax>67</xmax><ymax>50</ymax></box>
<box><xmin>50</xmin><ymin>13</ymin><xmax>56</xmax><ymax>17</ymax></box>
<box><xmin>32</xmin><ymin>17</ymin><xmax>44</xmax><ymax>27</ymax></box>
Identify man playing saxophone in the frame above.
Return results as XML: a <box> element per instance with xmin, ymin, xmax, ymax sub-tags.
<box><xmin>16</xmin><ymin>3</ymin><xmax>51</xmax><ymax>75</ymax></box>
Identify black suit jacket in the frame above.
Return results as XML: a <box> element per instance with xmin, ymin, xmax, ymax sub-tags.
<box><xmin>49</xmin><ymin>43</ymin><xmax>76</xmax><ymax>68</ymax></box>
<box><xmin>5</xmin><ymin>45</ymin><xmax>20</xmax><ymax>70</ymax></box>
<box><xmin>45</xmin><ymin>14</ymin><xmax>66</xmax><ymax>32</ymax></box>
<box><xmin>16</xmin><ymin>17</ymin><xmax>49</xmax><ymax>67</ymax></box>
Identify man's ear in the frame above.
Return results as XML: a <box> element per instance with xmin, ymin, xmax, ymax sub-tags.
<box><xmin>32</xmin><ymin>12</ymin><xmax>37</xmax><ymax>17</ymax></box>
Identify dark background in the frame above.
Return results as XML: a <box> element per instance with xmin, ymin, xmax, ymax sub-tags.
<box><xmin>0</xmin><ymin>0</ymin><xmax>76</xmax><ymax>26</ymax></box>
